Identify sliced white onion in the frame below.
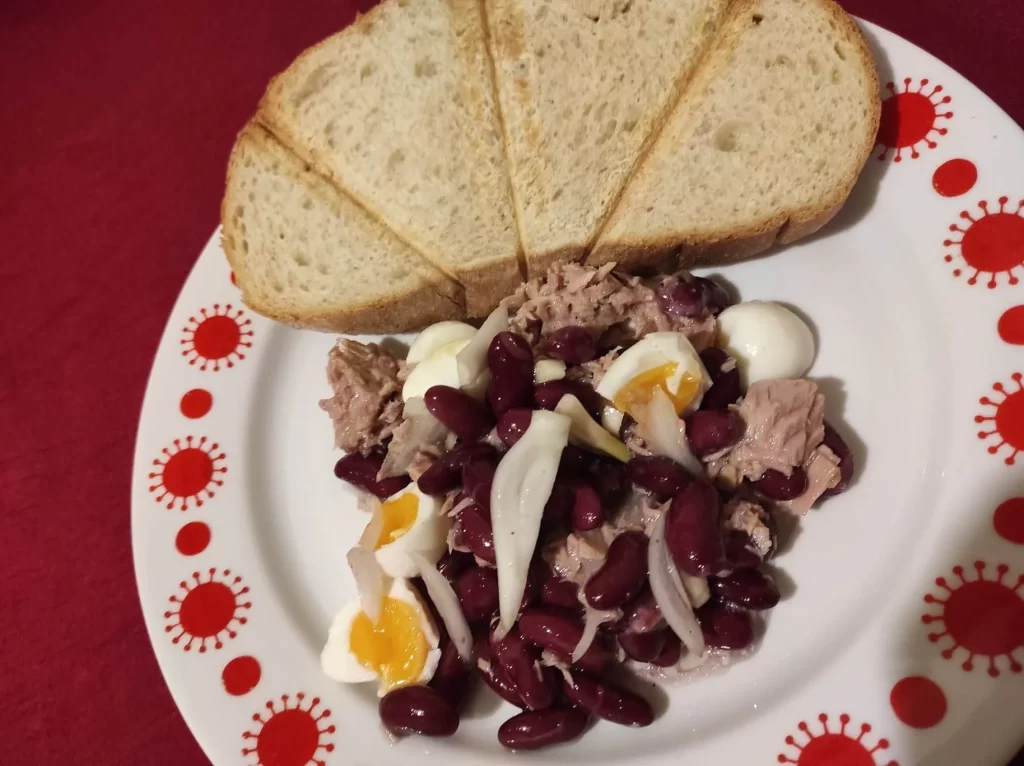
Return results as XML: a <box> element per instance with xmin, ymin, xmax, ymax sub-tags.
<box><xmin>411</xmin><ymin>552</ymin><xmax>473</xmax><ymax>664</ymax></box>
<box><xmin>638</xmin><ymin>387</ymin><xmax>703</xmax><ymax>476</ymax></box>
<box><xmin>457</xmin><ymin>305</ymin><xmax>508</xmax><ymax>389</ymax></box>
<box><xmin>347</xmin><ymin>546</ymin><xmax>387</xmax><ymax>622</ymax></box>
<box><xmin>677</xmin><ymin>571</ymin><xmax>710</xmax><ymax>609</ymax></box>
<box><xmin>648</xmin><ymin>512</ymin><xmax>705</xmax><ymax>658</ymax></box>
<box><xmin>554</xmin><ymin>394</ymin><xmax>630</xmax><ymax>462</ymax></box>
<box><xmin>492</xmin><ymin>410</ymin><xmax>571</xmax><ymax>636</ymax></box>
<box><xmin>534</xmin><ymin>358</ymin><xmax>567</xmax><ymax>383</ymax></box>
<box><xmin>380</xmin><ymin>397</ymin><xmax>449</xmax><ymax>479</ymax></box>
<box><xmin>573</xmin><ymin>606</ymin><xmax>618</xmax><ymax>661</ymax></box>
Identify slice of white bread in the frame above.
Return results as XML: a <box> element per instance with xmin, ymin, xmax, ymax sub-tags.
<box><xmin>485</xmin><ymin>0</ymin><xmax>732</xmax><ymax>274</ymax></box>
<box><xmin>256</xmin><ymin>0</ymin><xmax>521</xmax><ymax>316</ymax></box>
<box><xmin>588</xmin><ymin>0</ymin><xmax>880</xmax><ymax>271</ymax></box>
<box><xmin>222</xmin><ymin>124</ymin><xmax>463</xmax><ymax>333</ymax></box>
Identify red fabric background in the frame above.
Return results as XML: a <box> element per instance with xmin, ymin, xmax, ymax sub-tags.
<box><xmin>0</xmin><ymin>1</ymin><xmax>1021</xmax><ymax>763</ymax></box>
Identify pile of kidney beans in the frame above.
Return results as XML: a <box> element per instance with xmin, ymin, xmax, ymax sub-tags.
<box><xmin>334</xmin><ymin>279</ymin><xmax>855</xmax><ymax>750</ymax></box>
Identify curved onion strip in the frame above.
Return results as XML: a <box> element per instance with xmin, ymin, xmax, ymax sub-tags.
<box><xmin>639</xmin><ymin>387</ymin><xmax>703</xmax><ymax>476</ymax></box>
<box><xmin>410</xmin><ymin>552</ymin><xmax>473</xmax><ymax>664</ymax></box>
<box><xmin>572</xmin><ymin>606</ymin><xmax>618</xmax><ymax>661</ymax></box>
<box><xmin>357</xmin><ymin>502</ymin><xmax>384</xmax><ymax>550</ymax></box>
<box><xmin>346</xmin><ymin>546</ymin><xmax>387</xmax><ymax>622</ymax></box>
<box><xmin>648</xmin><ymin>513</ymin><xmax>705</xmax><ymax>658</ymax></box>
<box><xmin>457</xmin><ymin>305</ymin><xmax>508</xmax><ymax>389</ymax></box>
<box><xmin>380</xmin><ymin>397</ymin><xmax>448</xmax><ymax>479</ymax></box>
<box><xmin>677</xmin><ymin>571</ymin><xmax>710</xmax><ymax>609</ymax></box>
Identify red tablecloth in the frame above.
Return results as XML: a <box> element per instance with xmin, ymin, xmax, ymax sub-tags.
<box><xmin>1</xmin><ymin>1</ymin><xmax>1021</xmax><ymax>763</ymax></box>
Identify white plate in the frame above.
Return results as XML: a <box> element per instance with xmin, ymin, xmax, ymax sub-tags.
<box><xmin>132</xmin><ymin>20</ymin><xmax>1024</xmax><ymax>766</ymax></box>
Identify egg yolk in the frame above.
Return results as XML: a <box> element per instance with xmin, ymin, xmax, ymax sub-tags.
<box><xmin>612</xmin><ymin>362</ymin><xmax>701</xmax><ymax>416</ymax></box>
<box><xmin>375</xmin><ymin>493</ymin><xmax>418</xmax><ymax>549</ymax></box>
<box><xmin>350</xmin><ymin>597</ymin><xmax>428</xmax><ymax>693</ymax></box>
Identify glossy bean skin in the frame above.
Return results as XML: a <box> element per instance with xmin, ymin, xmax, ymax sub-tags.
<box><xmin>685</xmin><ymin>410</ymin><xmax>745</xmax><ymax>456</ymax></box>
<box><xmin>709</xmin><ymin>569</ymin><xmax>780</xmax><ymax>611</ymax></box>
<box><xmin>498</xmin><ymin>707</ymin><xmax>590</xmax><ymax>751</ymax></box>
<box><xmin>543</xmin><ymin>482</ymin><xmax>575</xmax><ymax>523</ymax></box>
<box><xmin>544</xmin><ymin>326</ymin><xmax>598</xmax><ymax>364</ymax></box>
<box><xmin>696</xmin><ymin>601</ymin><xmax>754</xmax><ymax>650</ymax></box>
<box><xmin>491</xmin><ymin>626</ymin><xmax>555</xmax><ymax>711</ymax></box>
<box><xmin>457</xmin><ymin>567</ymin><xmax>500</xmax><ymax>623</ymax></box>
<box><xmin>692</xmin><ymin>276</ymin><xmax>732</xmax><ymax>315</ymax></box>
<box><xmin>473</xmin><ymin>634</ymin><xmax>523</xmax><ymax>707</ymax></box>
<box><xmin>541</xmin><ymin>573</ymin><xmax>582</xmax><ymax>612</ymax></box>
<box><xmin>534</xmin><ymin>380</ymin><xmax>604</xmax><ymax>418</ymax></box>
<box><xmin>666</xmin><ymin>482</ymin><xmax>724</xmax><ymax>577</ymax></box>
<box><xmin>417</xmin><ymin>443</ymin><xmax>497</xmax><ymax>496</ymax></box>
<box><xmin>463</xmin><ymin>458</ymin><xmax>497</xmax><ymax>512</ymax></box>
<box><xmin>334</xmin><ymin>451</ymin><xmax>411</xmax><ymax>498</ymax></box>
<box><xmin>656</xmin><ymin>279</ymin><xmax>706</xmax><ymax>319</ymax></box>
<box><xmin>626</xmin><ymin>455</ymin><xmax>692</xmax><ymax>498</ymax></box>
<box><xmin>561</xmin><ymin>672</ymin><xmax>654</xmax><ymax>727</ymax></box>
<box><xmin>558</xmin><ymin>445</ymin><xmax>595</xmax><ymax>478</ymax></box>
<box><xmin>379</xmin><ymin>685</ymin><xmax>459</xmax><ymax>738</ymax></box>
<box><xmin>487</xmin><ymin>332</ymin><xmax>535</xmax><ymax>415</ymax></box>
<box><xmin>755</xmin><ymin>467</ymin><xmax>808</xmax><ymax>501</ymax></box>
<box><xmin>618</xmin><ymin>630</ymin><xmax>666</xmax><ymax>663</ymax></box>
<box><xmin>651</xmin><ymin>632</ymin><xmax>681</xmax><ymax>667</ymax></box>
<box><xmin>570</xmin><ymin>483</ymin><xmax>604</xmax><ymax>531</ymax></box>
<box><xmin>497</xmin><ymin>408</ymin><xmax>532</xmax><ymax>447</ymax></box>
<box><xmin>823</xmin><ymin>422</ymin><xmax>855</xmax><ymax>495</ymax></box>
<box><xmin>424</xmin><ymin>385</ymin><xmax>495</xmax><ymax>442</ymax></box>
<box><xmin>615</xmin><ymin>585</ymin><xmax>664</xmax><ymax>634</ymax></box>
<box><xmin>700</xmin><ymin>367</ymin><xmax>742</xmax><ymax>411</ymax></box>
<box><xmin>722</xmin><ymin>531</ymin><xmax>764</xmax><ymax>569</ymax></box>
<box><xmin>699</xmin><ymin>348</ymin><xmax>730</xmax><ymax>380</ymax></box>
<box><xmin>583</xmin><ymin>532</ymin><xmax>648</xmax><ymax>610</ymax></box>
<box><xmin>518</xmin><ymin>608</ymin><xmax>611</xmax><ymax>673</ymax></box>
<box><xmin>429</xmin><ymin>640</ymin><xmax>471</xmax><ymax>710</ymax></box>
<box><xmin>458</xmin><ymin>504</ymin><xmax>496</xmax><ymax>565</ymax></box>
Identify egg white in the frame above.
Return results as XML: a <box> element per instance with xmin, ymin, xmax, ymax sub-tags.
<box><xmin>402</xmin><ymin>338</ymin><xmax>471</xmax><ymax>401</ymax></box>
<box><xmin>595</xmin><ymin>332</ymin><xmax>708</xmax><ymax>415</ymax></box>
<box><xmin>373</xmin><ymin>484</ymin><xmax>450</xmax><ymax>579</ymax></box>
<box><xmin>406</xmin><ymin>321</ymin><xmax>477</xmax><ymax>364</ymax></box>
<box><xmin>716</xmin><ymin>301</ymin><xmax>815</xmax><ymax>385</ymax></box>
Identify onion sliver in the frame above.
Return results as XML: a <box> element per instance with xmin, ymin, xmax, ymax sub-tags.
<box><xmin>573</xmin><ymin>606</ymin><xmax>617</xmax><ymax>661</ymax></box>
<box><xmin>411</xmin><ymin>552</ymin><xmax>473</xmax><ymax>664</ymax></box>
<box><xmin>457</xmin><ymin>305</ymin><xmax>508</xmax><ymax>389</ymax></box>
<box><xmin>648</xmin><ymin>513</ymin><xmax>705</xmax><ymax>658</ymax></box>
<box><xmin>640</xmin><ymin>387</ymin><xmax>703</xmax><ymax>476</ymax></box>
<box><xmin>347</xmin><ymin>546</ymin><xmax>387</xmax><ymax>623</ymax></box>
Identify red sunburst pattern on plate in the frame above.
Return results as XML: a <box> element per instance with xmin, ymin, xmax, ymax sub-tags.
<box><xmin>932</xmin><ymin>158</ymin><xmax>977</xmax><ymax>198</ymax></box>
<box><xmin>876</xmin><ymin>77</ymin><xmax>952</xmax><ymax>162</ymax></box>
<box><xmin>164</xmin><ymin>569</ymin><xmax>251</xmax><ymax>652</ymax></box>
<box><xmin>976</xmin><ymin>373</ymin><xmax>1024</xmax><ymax>465</ymax></box>
<box><xmin>148</xmin><ymin>435</ymin><xmax>226</xmax><ymax>510</ymax></box>
<box><xmin>181</xmin><ymin>303</ymin><xmax>253</xmax><ymax>371</ymax></box>
<box><xmin>242</xmin><ymin>693</ymin><xmax>336</xmax><ymax>766</ymax></box>
<box><xmin>922</xmin><ymin>561</ymin><xmax>1024</xmax><ymax>676</ymax></box>
<box><xmin>777</xmin><ymin>713</ymin><xmax>897</xmax><ymax>765</ymax></box>
<box><xmin>944</xmin><ymin>198</ymin><xmax>1024</xmax><ymax>288</ymax></box>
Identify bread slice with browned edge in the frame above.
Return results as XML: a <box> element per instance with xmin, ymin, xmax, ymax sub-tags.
<box><xmin>222</xmin><ymin>124</ymin><xmax>463</xmax><ymax>333</ymax></box>
<box><xmin>589</xmin><ymin>0</ymin><xmax>880</xmax><ymax>271</ymax></box>
<box><xmin>485</xmin><ymin>0</ymin><xmax>732</xmax><ymax>276</ymax></box>
<box><xmin>257</xmin><ymin>0</ymin><xmax>521</xmax><ymax>316</ymax></box>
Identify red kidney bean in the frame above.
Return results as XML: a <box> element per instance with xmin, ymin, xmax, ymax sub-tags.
<box><xmin>562</xmin><ymin>672</ymin><xmax>654</xmax><ymax>727</ymax></box>
<box><xmin>627</xmin><ymin>455</ymin><xmax>692</xmax><ymax>498</ymax></box>
<box><xmin>541</xmin><ymin>573</ymin><xmax>582</xmax><ymax>612</ymax></box>
<box><xmin>334</xmin><ymin>451</ymin><xmax>411</xmax><ymax>498</ymax></box>
<box><xmin>755</xmin><ymin>467</ymin><xmax>808</xmax><ymax>501</ymax></box>
<box><xmin>685</xmin><ymin>410</ymin><xmax>745</xmax><ymax>456</ymax></box>
<box><xmin>491</xmin><ymin>626</ymin><xmax>555</xmax><ymax>711</ymax></box>
<box><xmin>543</xmin><ymin>481</ymin><xmax>574</xmax><ymax>522</ymax></box>
<box><xmin>544</xmin><ymin>326</ymin><xmax>598</xmax><ymax>364</ymax></box>
<box><xmin>693</xmin><ymin>276</ymin><xmax>731</xmax><ymax>315</ymax></box>
<box><xmin>487</xmin><ymin>332</ymin><xmax>534</xmax><ymax>416</ymax></box>
<box><xmin>558</xmin><ymin>445</ymin><xmax>594</xmax><ymax>478</ymax></box>
<box><xmin>497</xmin><ymin>408</ymin><xmax>532</xmax><ymax>447</ymax></box>
<box><xmin>823</xmin><ymin>422</ymin><xmax>855</xmax><ymax>495</ymax></box>
<box><xmin>462</xmin><ymin>458</ymin><xmax>497</xmax><ymax>512</ymax></box>
<box><xmin>458</xmin><ymin>504</ymin><xmax>495</xmax><ymax>565</ymax></box>
<box><xmin>666</xmin><ymin>481</ymin><xmax>723</xmax><ymax>577</ymax></box>
<box><xmin>473</xmin><ymin>634</ymin><xmax>523</xmax><ymax>707</ymax></box>
<box><xmin>584</xmin><ymin>531</ymin><xmax>648</xmax><ymax>610</ymax></box>
<box><xmin>696</xmin><ymin>601</ymin><xmax>754</xmax><ymax>650</ymax></box>
<box><xmin>534</xmin><ymin>380</ymin><xmax>604</xmax><ymax>418</ymax></box>
<box><xmin>424</xmin><ymin>385</ymin><xmax>495</xmax><ymax>442</ymax></box>
<box><xmin>722</xmin><ymin>530</ymin><xmax>764</xmax><ymax>569</ymax></box>
<box><xmin>618</xmin><ymin>630</ymin><xmax>666</xmax><ymax>663</ymax></box>
<box><xmin>651</xmin><ymin>631</ymin><xmax>681</xmax><ymax>666</ymax></box>
<box><xmin>570</xmin><ymin>483</ymin><xmax>603</xmax><ymax>531</ymax></box>
<box><xmin>589</xmin><ymin>457</ymin><xmax>628</xmax><ymax>507</ymax></box>
<box><xmin>456</xmin><ymin>567</ymin><xmax>500</xmax><ymax>623</ymax></box>
<box><xmin>429</xmin><ymin>640</ymin><xmax>470</xmax><ymax>710</ymax></box>
<box><xmin>518</xmin><ymin>608</ymin><xmax>611</xmax><ymax>673</ymax></box>
<box><xmin>701</xmin><ymin>367</ymin><xmax>742</xmax><ymax>410</ymax></box>
<box><xmin>416</xmin><ymin>442</ymin><xmax>497</xmax><ymax>495</ymax></box>
<box><xmin>709</xmin><ymin>569</ymin><xmax>780</xmax><ymax>610</ymax></box>
<box><xmin>521</xmin><ymin>560</ymin><xmax>544</xmax><ymax>609</ymax></box>
<box><xmin>699</xmin><ymin>347</ymin><xmax>729</xmax><ymax>380</ymax></box>
<box><xmin>379</xmin><ymin>685</ymin><xmax>459</xmax><ymax>737</ymax></box>
<box><xmin>615</xmin><ymin>585</ymin><xmax>664</xmax><ymax>634</ymax></box>
<box><xmin>437</xmin><ymin>550</ymin><xmax>475</xmax><ymax>584</ymax></box>
<box><xmin>657</xmin><ymin>279</ymin><xmax>707</xmax><ymax>319</ymax></box>
<box><xmin>498</xmin><ymin>707</ymin><xmax>589</xmax><ymax>750</ymax></box>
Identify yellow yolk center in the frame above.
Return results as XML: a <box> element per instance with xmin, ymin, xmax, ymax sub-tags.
<box><xmin>612</xmin><ymin>362</ymin><xmax>701</xmax><ymax>417</ymax></box>
<box><xmin>350</xmin><ymin>597</ymin><xmax>428</xmax><ymax>693</ymax></box>
<box><xmin>375</xmin><ymin>493</ymin><xmax>418</xmax><ymax>549</ymax></box>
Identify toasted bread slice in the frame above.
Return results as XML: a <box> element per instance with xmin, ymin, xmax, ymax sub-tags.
<box><xmin>222</xmin><ymin>124</ymin><xmax>464</xmax><ymax>333</ymax></box>
<box><xmin>484</xmin><ymin>0</ymin><xmax>732</xmax><ymax>275</ymax></box>
<box><xmin>589</xmin><ymin>0</ymin><xmax>880</xmax><ymax>271</ymax></box>
<box><xmin>257</xmin><ymin>0</ymin><xmax>520</xmax><ymax>316</ymax></box>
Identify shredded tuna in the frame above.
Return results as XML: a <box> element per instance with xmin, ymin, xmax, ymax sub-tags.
<box><xmin>320</xmin><ymin>339</ymin><xmax>406</xmax><ymax>454</ymax></box>
<box><xmin>503</xmin><ymin>262</ymin><xmax>716</xmax><ymax>350</ymax></box>
<box><xmin>723</xmin><ymin>498</ymin><xmax>774</xmax><ymax>560</ymax></box>
<box><xmin>781</xmin><ymin>445</ymin><xmax>842</xmax><ymax>515</ymax></box>
<box><xmin>567</xmin><ymin>348</ymin><xmax>621</xmax><ymax>388</ymax></box>
<box><xmin>708</xmin><ymin>379</ymin><xmax>826</xmax><ymax>485</ymax></box>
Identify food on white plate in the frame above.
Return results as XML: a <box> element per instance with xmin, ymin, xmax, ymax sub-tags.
<box><xmin>222</xmin><ymin>0</ymin><xmax>879</xmax><ymax>332</ymax></box>
<box><xmin>322</xmin><ymin>263</ymin><xmax>857</xmax><ymax>748</ymax></box>
<box><xmin>716</xmin><ymin>301</ymin><xmax>815</xmax><ymax>385</ymax></box>
<box><xmin>321</xmin><ymin>577</ymin><xmax>442</xmax><ymax>696</ymax></box>
<box><xmin>533</xmin><ymin>359</ymin><xmax>566</xmax><ymax>384</ymax></box>
<box><xmin>402</xmin><ymin>339</ymin><xmax>472</xmax><ymax>402</ymax></box>
<box><xmin>406</xmin><ymin>321</ymin><xmax>478</xmax><ymax>364</ymax></box>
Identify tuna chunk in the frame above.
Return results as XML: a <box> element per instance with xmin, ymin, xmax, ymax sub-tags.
<box><xmin>319</xmin><ymin>339</ymin><xmax>406</xmax><ymax>454</ymax></box>
<box><xmin>723</xmin><ymin>498</ymin><xmax>775</xmax><ymax>561</ymax></box>
<box><xmin>780</xmin><ymin>445</ymin><xmax>842</xmax><ymax>515</ymax></box>
<box><xmin>566</xmin><ymin>348</ymin><xmax>621</xmax><ymax>388</ymax></box>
